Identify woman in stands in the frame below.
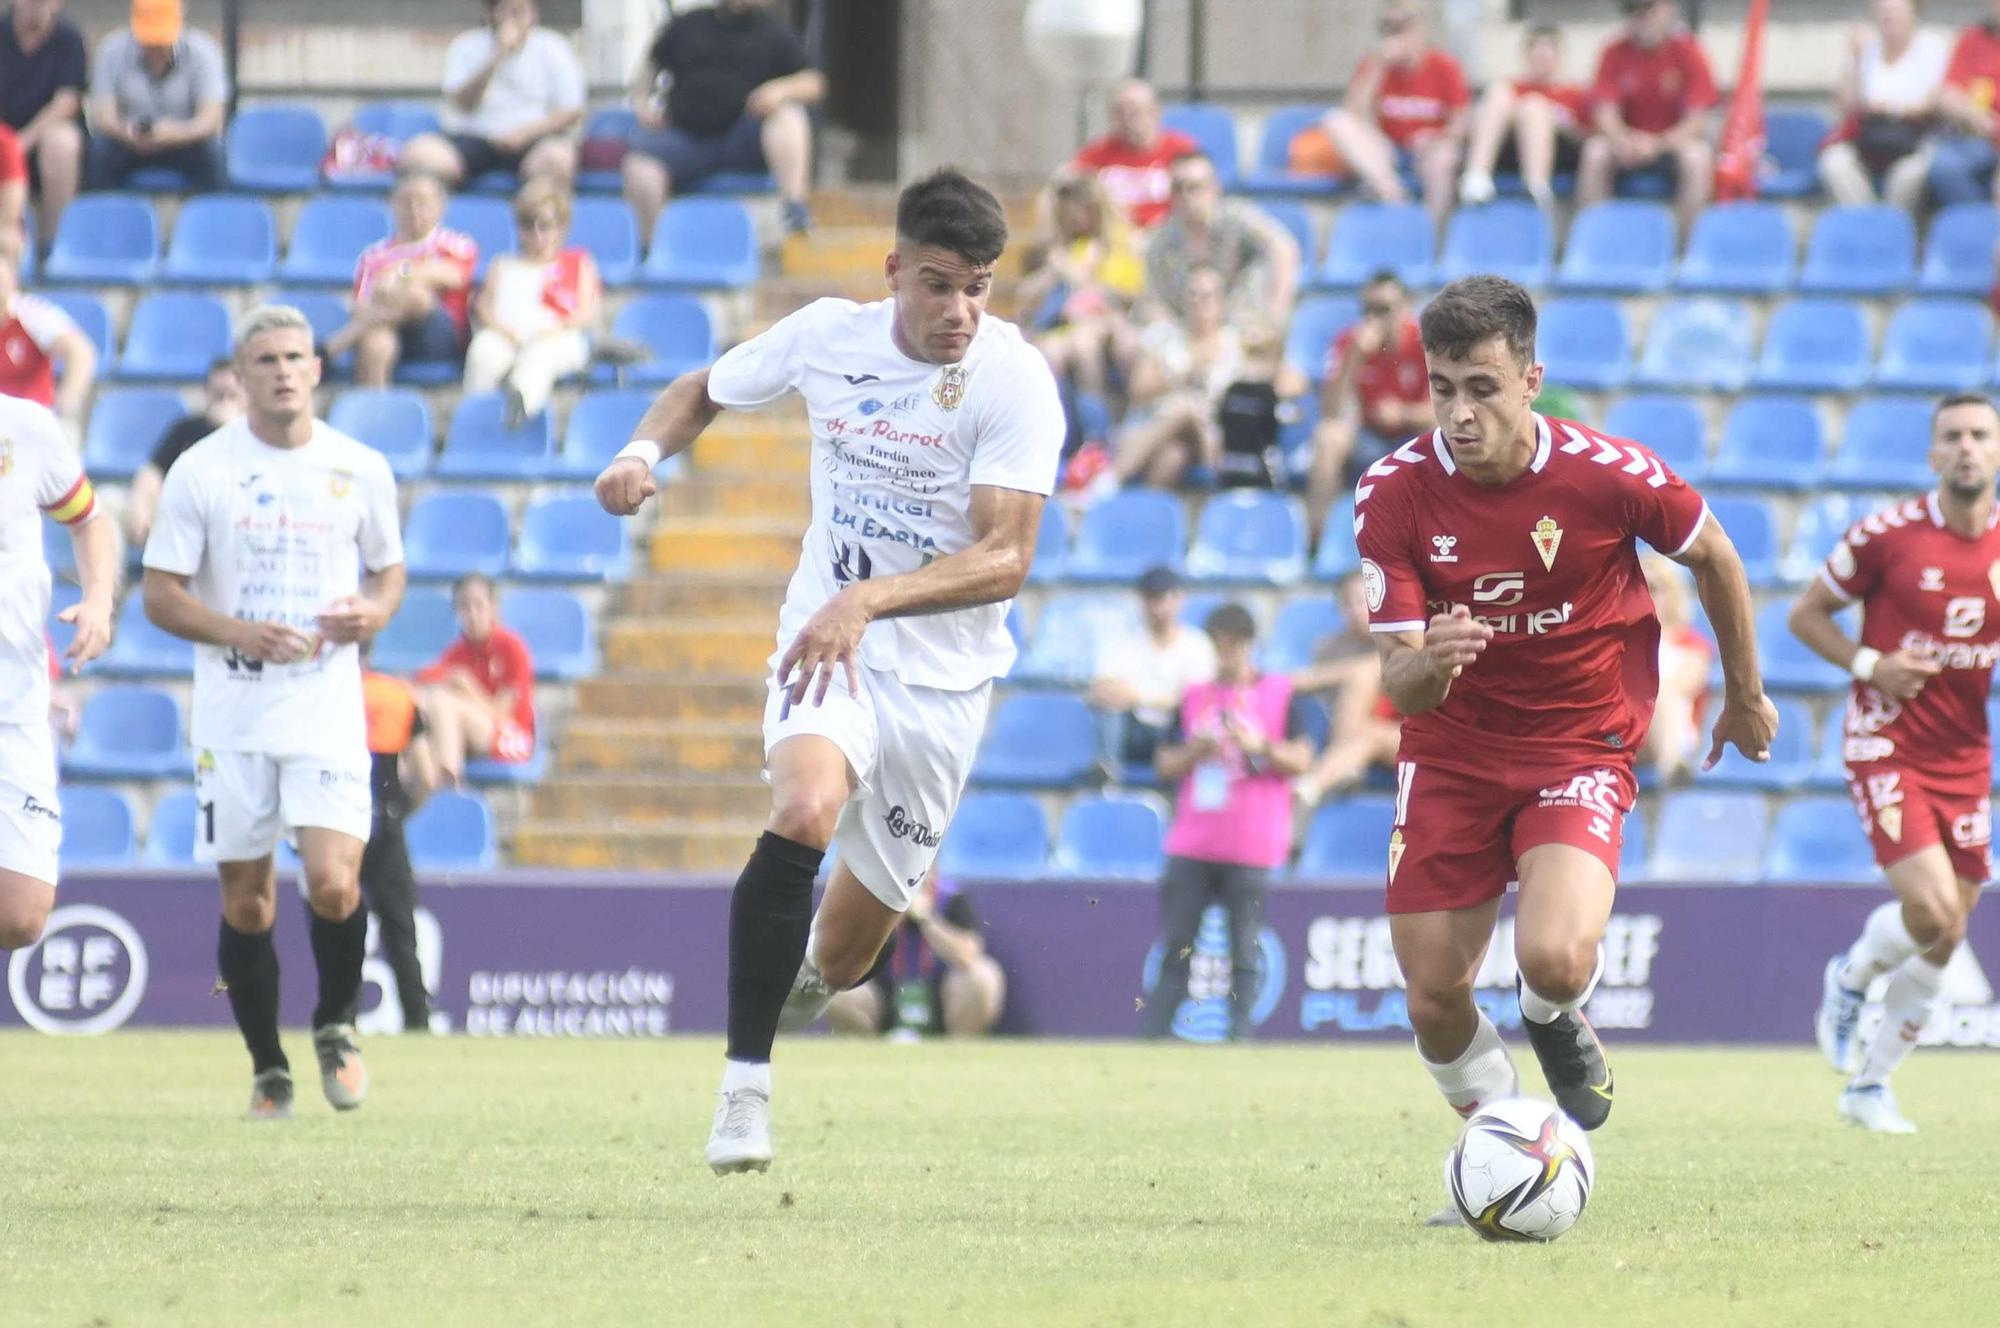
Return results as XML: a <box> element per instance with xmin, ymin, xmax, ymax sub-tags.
<box><xmin>1021</xmin><ymin>169</ymin><xmax>1147</xmax><ymax>405</ymax></box>
<box><xmin>462</xmin><ymin>177</ymin><xmax>601</xmax><ymax>424</ymax></box>
<box><xmin>1642</xmin><ymin>554</ymin><xmax>1714</xmax><ymax>784</ymax></box>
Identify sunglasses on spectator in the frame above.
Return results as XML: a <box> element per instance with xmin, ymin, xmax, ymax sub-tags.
<box><xmin>1169</xmin><ymin>176</ymin><xmax>1212</xmax><ymax>194</ymax></box>
<box><xmin>516</xmin><ymin>214</ymin><xmax>562</xmax><ymax>232</ymax></box>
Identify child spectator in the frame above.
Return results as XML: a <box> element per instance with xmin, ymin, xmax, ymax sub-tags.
<box><xmin>1459</xmin><ymin>24</ymin><xmax>1591</xmax><ymax>211</ymax></box>
<box><xmin>416</xmin><ymin>573</ymin><xmax>537</xmax><ymax>785</ymax></box>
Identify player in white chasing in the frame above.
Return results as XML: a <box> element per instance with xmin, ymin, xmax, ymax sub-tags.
<box><xmin>142</xmin><ymin>306</ymin><xmax>406</xmax><ymax>1120</ymax></box>
<box><xmin>595</xmin><ymin>170</ymin><xmax>1064</xmax><ymax>1174</ymax></box>
<box><xmin>0</xmin><ymin>393</ymin><xmax>117</xmax><ymax>950</ymax></box>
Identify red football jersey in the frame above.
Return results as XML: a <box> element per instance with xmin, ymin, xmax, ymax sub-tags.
<box><xmin>1591</xmin><ymin>31</ymin><xmax>1718</xmax><ymax>135</ymax></box>
<box><xmin>1822</xmin><ymin>493</ymin><xmax>2000</xmax><ymax>780</ymax></box>
<box><xmin>1944</xmin><ymin>23</ymin><xmax>2000</xmax><ymax>124</ymax></box>
<box><xmin>1354</xmin><ymin>414</ymin><xmax>1709</xmax><ymax>770</ymax></box>
<box><xmin>1511</xmin><ymin>79</ymin><xmax>1591</xmax><ymax>128</ymax></box>
<box><xmin>1326</xmin><ymin>315</ymin><xmax>1428</xmax><ymax>438</ymax></box>
<box><xmin>1071</xmin><ymin>129</ymin><xmax>1200</xmax><ymax>229</ymax></box>
<box><xmin>417</xmin><ymin>625</ymin><xmax>538</xmax><ymax>743</ymax></box>
<box><xmin>1357</xmin><ymin>49</ymin><xmax>1470</xmax><ymax>147</ymax></box>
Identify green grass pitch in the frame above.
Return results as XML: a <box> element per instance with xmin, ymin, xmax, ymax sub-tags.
<box><xmin>3</xmin><ymin>1033</ymin><xmax>1996</xmax><ymax>1327</ymax></box>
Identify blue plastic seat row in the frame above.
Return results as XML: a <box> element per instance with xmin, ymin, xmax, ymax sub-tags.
<box><xmin>404</xmin><ymin>490</ymin><xmax>629</xmax><ymax>582</ymax></box>
<box><xmin>942</xmin><ymin>791</ymin><xmax>1171</xmax><ymax>880</ymax></box>
<box><xmin>1630</xmin><ymin>297</ymin><xmax>1998</xmax><ymax>395</ymax></box>
<box><xmin>1602</xmin><ymin>395</ymin><xmax>1943</xmax><ymax>494</ymax></box>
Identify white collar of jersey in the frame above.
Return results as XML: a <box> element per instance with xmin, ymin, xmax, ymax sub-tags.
<box><xmin>1430</xmin><ymin>413</ymin><xmax>1551</xmax><ymax>477</ymax></box>
<box><xmin>1924</xmin><ymin>489</ymin><xmax>2000</xmax><ymax>531</ymax></box>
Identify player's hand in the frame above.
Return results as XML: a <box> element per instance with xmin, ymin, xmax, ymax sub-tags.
<box><xmin>777</xmin><ymin>587</ymin><xmax>871</xmax><ymax>712</ymax></box>
<box><xmin>495</xmin><ymin>12</ymin><xmax>529</xmax><ymax>54</ymax></box>
<box><xmin>59</xmin><ymin>595</ymin><xmax>113</xmax><ymax>673</ymax></box>
<box><xmin>1350</xmin><ymin>320</ymin><xmax>1388</xmax><ymax>356</ymax></box>
<box><xmin>236</xmin><ymin>620</ymin><xmax>317</xmax><ymax>664</ymax></box>
<box><xmin>594</xmin><ymin>456</ymin><xmax>657</xmax><ymax>516</ymax></box>
<box><xmin>1869</xmin><ymin>649</ymin><xmax>1941</xmax><ymax>702</ymax></box>
<box><xmin>1420</xmin><ymin>605</ymin><xmax>1492</xmax><ymax>681</ymax></box>
<box><xmin>1702</xmin><ymin>690</ymin><xmax>1780</xmax><ymax>771</ymax></box>
<box><xmin>317</xmin><ymin>595</ymin><xmax>386</xmax><ymax>646</ymax></box>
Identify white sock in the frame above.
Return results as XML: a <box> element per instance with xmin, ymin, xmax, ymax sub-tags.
<box><xmin>721</xmin><ymin>1058</ymin><xmax>771</xmax><ymax>1094</ymax></box>
<box><xmin>1519</xmin><ymin>948</ymin><xmax>1606</xmax><ymax>1025</ymax></box>
<box><xmin>1838</xmin><ymin>902</ymin><xmax>1922</xmax><ymax>990</ymax></box>
<box><xmin>1420</xmin><ymin>1012</ymin><xmax>1519</xmax><ymax>1118</ymax></box>
<box><xmin>1852</xmin><ymin>956</ymin><xmax>1947</xmax><ymax>1088</ymax></box>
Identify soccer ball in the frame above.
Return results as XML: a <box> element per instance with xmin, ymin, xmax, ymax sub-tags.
<box><xmin>1444</xmin><ymin>1097</ymin><xmax>1595</xmax><ymax>1242</ymax></box>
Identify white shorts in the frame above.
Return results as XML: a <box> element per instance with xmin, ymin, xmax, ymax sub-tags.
<box><xmin>762</xmin><ymin>663</ymin><xmax>991</xmax><ymax>911</ymax></box>
<box><xmin>0</xmin><ymin>720</ymin><xmax>61</xmax><ymax>886</ymax></box>
<box><xmin>192</xmin><ymin>747</ymin><xmax>374</xmax><ymax>864</ymax></box>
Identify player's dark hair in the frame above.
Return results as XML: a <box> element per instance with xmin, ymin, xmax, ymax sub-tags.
<box><xmin>896</xmin><ymin>169</ymin><xmax>1008</xmax><ymax>266</ymax></box>
<box><xmin>1204</xmin><ymin>602</ymin><xmax>1257</xmax><ymax>643</ymax></box>
<box><xmin>1363</xmin><ymin>269</ymin><xmax>1404</xmax><ymax>293</ymax></box>
<box><xmin>1419</xmin><ymin>274</ymin><xmax>1538</xmax><ymax>366</ymax></box>
<box><xmin>1933</xmin><ymin>392</ymin><xmax>2000</xmax><ymax>428</ymax></box>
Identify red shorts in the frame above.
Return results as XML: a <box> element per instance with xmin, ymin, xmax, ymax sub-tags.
<box><xmin>1386</xmin><ymin>756</ymin><xmax>1636</xmax><ymax>913</ymax></box>
<box><xmin>490</xmin><ymin>720</ymin><xmax>536</xmax><ymax>764</ymax></box>
<box><xmin>1845</xmin><ymin>761</ymin><xmax>1992</xmax><ymax>883</ymax></box>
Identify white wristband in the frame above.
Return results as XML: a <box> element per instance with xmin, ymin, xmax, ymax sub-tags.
<box><xmin>615</xmin><ymin>439</ymin><xmax>664</xmax><ymax>469</ymax></box>
<box><xmin>1850</xmin><ymin>647</ymin><xmax>1882</xmax><ymax>682</ymax></box>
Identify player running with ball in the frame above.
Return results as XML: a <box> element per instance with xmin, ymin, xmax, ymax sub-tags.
<box><xmin>1351</xmin><ymin>277</ymin><xmax>1776</xmax><ymax>1221</ymax></box>
<box><xmin>1795</xmin><ymin>393</ymin><xmax>2000</xmax><ymax>1134</ymax></box>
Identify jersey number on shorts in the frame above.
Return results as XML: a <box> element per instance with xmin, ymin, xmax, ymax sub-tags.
<box><xmin>199</xmin><ymin>800</ymin><xmax>215</xmax><ymax>845</ymax></box>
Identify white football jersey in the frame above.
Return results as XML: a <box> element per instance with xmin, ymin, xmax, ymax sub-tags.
<box><xmin>142</xmin><ymin>418</ymin><xmax>403</xmax><ymax>760</ymax></box>
<box><xmin>706</xmin><ymin>298</ymin><xmax>1065</xmax><ymax>690</ymax></box>
<box><xmin>0</xmin><ymin>394</ymin><xmax>97</xmax><ymax>726</ymax></box>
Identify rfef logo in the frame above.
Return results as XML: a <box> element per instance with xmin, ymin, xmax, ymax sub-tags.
<box><xmin>6</xmin><ymin>904</ymin><xmax>150</xmax><ymax>1035</ymax></box>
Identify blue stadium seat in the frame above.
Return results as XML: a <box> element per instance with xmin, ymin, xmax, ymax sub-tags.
<box><xmin>1295</xmin><ymin>795</ymin><xmax>1393</xmax><ymax>878</ymax></box>
<box><xmin>1756</xmin><ymin>600</ymin><xmax>1847</xmax><ymax>692</ymax></box>
<box><xmin>1186</xmin><ymin>491</ymin><xmax>1308</xmax><ymax>584</ymax></box>
<box><xmin>405</xmin><ymin>790</ymin><xmax>497</xmax><ymax>871</ymax></box>
<box><xmin>1919</xmin><ymin>202</ymin><xmax>1997</xmax><ymax>295</ymax></box>
<box><xmin>1010</xmin><ymin>592</ymin><xmax>1134</xmax><ymax>686</ymax></box>
<box><xmin>512</xmin><ymin>493</ymin><xmax>631</xmax><ymax>581</ymax></box>
<box><xmin>1877</xmin><ymin>298</ymin><xmax>1992</xmax><ymax>392</ymax></box>
<box><xmin>329</xmin><ymin>388</ymin><xmax>433</xmax><ymax>478</ymax></box>
<box><xmin>568</xmin><ymin>195</ymin><xmax>639</xmax><ymax>286</ymax></box>
<box><xmin>1761</xmin><ymin>107</ymin><xmax>1832</xmax><ymax>198</ymax></box>
<box><xmin>1437</xmin><ymin>201</ymin><xmax>1552</xmax><ymax>286</ymax></box>
<box><xmin>1067</xmin><ymin>490</ymin><xmax>1187</xmax><ymax>583</ymax></box>
<box><xmin>576</xmin><ymin>106</ymin><xmax>637</xmax><ymax>193</ymax></box>
<box><xmin>143</xmin><ymin>788</ymin><xmax>199</xmax><ymax>866</ymax></box>
<box><xmin>1752</xmin><ymin>299</ymin><xmax>1872</xmax><ymax>393</ymax></box>
<box><xmin>1161</xmin><ymin>104</ymin><xmax>1239</xmax><ymax>186</ymax></box>
<box><xmin>1799</xmin><ymin>205</ymin><xmax>1916</xmax><ymax>295</ymax></box>
<box><xmin>59</xmin><ymin>787</ymin><xmax>136</xmax><ymax>867</ymax></box>
<box><xmin>1260</xmin><ymin>597</ymin><xmax>1343</xmax><ymax>672</ymax></box>
<box><xmin>329</xmin><ymin>102</ymin><xmax>441</xmax><ymax>190</ymax></box>
<box><xmin>1808</xmin><ymin>706</ymin><xmax>1851</xmax><ymax>792</ymax></box>
<box><xmin>603</xmin><ymin>294</ymin><xmax>716</xmax><ymax>386</ymax></box>
<box><xmin>939</xmin><ymin>791</ymin><xmax>1048</xmax><ymax>879</ymax></box>
<box><xmin>1675</xmin><ymin>203</ymin><xmax>1795</xmax><ymax>293</ymax></box>
<box><xmin>1634</xmin><ymin>298</ymin><xmax>1755</xmax><ymax>390</ymax></box>
<box><xmin>162</xmin><ymin>195</ymin><xmax>276</xmax><ymax>284</ymax></box>
<box><xmin>641</xmin><ymin>198</ymin><xmax>758</xmax><ymax>288</ymax></box>
<box><xmin>1709</xmin><ymin>495</ymin><xmax>1781</xmax><ymax>587</ymax></box>
<box><xmin>1648</xmin><ymin>791</ymin><xmax>1769</xmax><ymax>881</ymax></box>
<box><xmin>1538</xmin><ymin>297</ymin><xmax>1630</xmax><ymax>390</ymax></box>
<box><xmin>1763</xmin><ymin>796</ymin><xmax>1877</xmax><ymax>884</ymax></box>
<box><xmin>45</xmin><ymin>581</ymin><xmax>80</xmax><ymax>658</ymax></box>
<box><xmin>1601</xmin><ymin>394</ymin><xmax>1707</xmax><ymax>480</ymax></box>
<box><xmin>1704</xmin><ymin>696</ymin><xmax>1815</xmax><ymax>790</ymax></box>
<box><xmin>280</xmin><ymin>196</ymin><xmax>390</xmax><ymax>285</ymax></box>
<box><xmin>505</xmin><ymin>586</ymin><xmax>595</xmax><ymax>680</ymax></box>
<box><xmin>1026</xmin><ymin>498</ymin><xmax>1070</xmax><ymax>584</ymax></box>
<box><xmin>1707</xmin><ymin>396</ymin><xmax>1824</xmax><ymax>490</ymax></box>
<box><xmin>1284</xmin><ymin>295</ymin><xmax>1359</xmax><ymax>381</ymax></box>
<box><xmin>99</xmin><ymin>595</ymin><xmax>195</xmax><ymax>677</ymax></box>
<box><xmin>84</xmin><ymin>386</ymin><xmax>182</xmax><ymax>479</ymax></box>
<box><xmin>1241</xmin><ymin>103</ymin><xmax>1337</xmax><ymax>195</ymax></box>
<box><xmin>371</xmin><ymin>586</ymin><xmax>457</xmax><ymax>674</ymax></box>
<box><xmin>62</xmin><ymin>686</ymin><xmax>190</xmax><ymax>780</ymax></box>
<box><xmin>1618</xmin><ymin>806</ymin><xmax>1650</xmax><ymax>882</ymax></box>
<box><xmin>226</xmin><ymin>104</ymin><xmax>328</xmax><ymax>192</ymax></box>
<box><xmin>275</xmin><ymin>289</ymin><xmax>353</xmax><ymax>377</ymax></box>
<box><xmin>442</xmin><ymin>195</ymin><xmax>514</xmax><ymax>277</ymax></box>
<box><xmin>1053</xmin><ymin>794</ymin><xmax>1167</xmax><ymax>879</ymax></box>
<box><xmin>404</xmin><ymin>491</ymin><xmax>511</xmax><ymax>580</ymax></box>
<box><xmin>972</xmin><ymin>691</ymin><xmax>1098</xmax><ymax>787</ymax></box>
<box><xmin>41</xmin><ymin>291</ymin><xmax>112</xmax><ymax>365</ymax></box>
<box><xmin>1556</xmin><ymin>201</ymin><xmax>1675</xmax><ymax>292</ymax></box>
<box><xmin>42</xmin><ymin>516</ymin><xmax>76</xmax><ymax>580</ymax></box>
<box><xmin>1782</xmin><ymin>492</ymin><xmax>1880</xmax><ymax>584</ymax></box>
<box><xmin>1257</xmin><ymin>198</ymin><xmax>1318</xmax><ymax>269</ymax></box>
<box><xmin>435</xmin><ymin>391</ymin><xmax>557</xmax><ymax>479</ymax></box>
<box><xmin>44</xmin><ymin>194</ymin><xmax>159</xmax><ymax>283</ymax></box>
<box><xmin>1320</xmin><ymin>203</ymin><xmax>1433</xmax><ymax>288</ymax></box>
<box><xmin>117</xmin><ymin>293</ymin><xmax>232</xmax><ymax>382</ymax></box>
<box><xmin>557</xmin><ymin>389</ymin><xmax>654</xmax><ymax>479</ymax></box>
<box><xmin>1827</xmin><ymin>397</ymin><xmax>1935</xmax><ymax>490</ymax></box>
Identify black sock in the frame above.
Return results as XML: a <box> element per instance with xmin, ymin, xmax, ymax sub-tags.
<box><xmin>308</xmin><ymin>904</ymin><xmax>369</xmax><ymax>1029</ymax></box>
<box><xmin>725</xmin><ymin>831</ymin><xmax>823</xmax><ymax>1062</ymax></box>
<box><xmin>217</xmin><ymin>920</ymin><xmax>287</xmax><ymax>1075</ymax></box>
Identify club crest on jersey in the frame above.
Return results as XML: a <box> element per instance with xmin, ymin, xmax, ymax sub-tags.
<box><xmin>1920</xmin><ymin>567</ymin><xmax>1945</xmax><ymax>592</ymax></box>
<box><xmin>1430</xmin><ymin>534</ymin><xmax>1459</xmax><ymax>563</ymax></box>
<box><xmin>1387</xmin><ymin>829</ymin><xmax>1405</xmax><ymax>882</ymax></box>
<box><xmin>329</xmin><ymin>468</ymin><xmax>353</xmax><ymax>499</ymax></box>
<box><xmin>1531</xmin><ymin>516</ymin><xmax>1563</xmax><ymax>572</ymax></box>
<box><xmin>932</xmin><ymin>364</ymin><xmax>967</xmax><ymax>411</ymax></box>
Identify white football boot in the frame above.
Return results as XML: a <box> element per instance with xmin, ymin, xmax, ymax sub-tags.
<box><xmin>1815</xmin><ymin>957</ymin><xmax>1866</xmax><ymax>1075</ymax></box>
<box><xmin>1839</xmin><ymin>1083</ymin><xmax>1917</xmax><ymax>1135</ymax></box>
<box><xmin>707</xmin><ymin>1085</ymin><xmax>774</xmax><ymax>1174</ymax></box>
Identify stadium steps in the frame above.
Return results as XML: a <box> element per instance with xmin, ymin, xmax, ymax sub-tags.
<box><xmin>556</xmin><ymin>719</ymin><xmax>765</xmax><ymax>774</ymax></box>
<box><xmin>571</xmin><ymin>676</ymin><xmax>768</xmax><ymax>723</ymax></box>
<box><xmin>617</xmin><ymin>572</ymin><xmax>792</xmax><ymax>618</ymax></box>
<box><xmin>659</xmin><ymin>473</ymin><xmax>813</xmax><ymax>521</ymax></box>
<box><xmin>529</xmin><ymin>772</ymin><xmax>772</xmax><ymax>822</ymax></box>
<box><xmin>511</xmin><ymin>820</ymin><xmax>772</xmax><ymax>872</ymax></box>
<box><xmin>604</xmin><ymin>620</ymin><xmax>777</xmax><ymax>674</ymax></box>
<box><xmin>650</xmin><ymin>521</ymin><xmax>804</xmax><ymax>574</ymax></box>
<box><xmin>689</xmin><ymin>428</ymin><xmax>811</xmax><ymax>475</ymax></box>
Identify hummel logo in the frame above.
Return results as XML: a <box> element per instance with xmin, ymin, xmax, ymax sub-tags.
<box><xmin>843</xmin><ymin>373</ymin><xmax>881</xmax><ymax>385</ymax></box>
<box><xmin>1430</xmin><ymin>534</ymin><xmax>1459</xmax><ymax>563</ymax></box>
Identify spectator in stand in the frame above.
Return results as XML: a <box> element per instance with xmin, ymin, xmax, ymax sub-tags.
<box><xmin>0</xmin><ymin>124</ymin><xmax>23</xmax><ymax>251</ymax></box>
<box><xmin>1115</xmin><ymin>266</ymin><xmax>1245</xmax><ymax>489</ymax></box>
<box><xmin>1087</xmin><ymin>565</ymin><xmax>1217</xmax><ymax>777</ymax></box>
<box><xmin>0</xmin><ymin>233</ymin><xmax>92</xmax><ymax>427</ymax></box>
<box><xmin>416</xmin><ymin>572</ymin><xmax>537</xmax><ymax>785</ymax></box>
<box><xmin>1022</xmin><ymin>170</ymin><xmax>1146</xmax><ymax>405</ymax></box>
<box><xmin>124</xmin><ymin>357</ymin><xmax>242</xmax><ymax>549</ymax></box>
<box><xmin>400</xmin><ymin>0</ymin><xmax>584</xmax><ymax>191</ymax></box>
<box><xmin>1642</xmin><ymin>554</ymin><xmax>1713</xmax><ymax>783</ymax></box>
<box><xmin>1927</xmin><ymin>0</ymin><xmax>2000</xmax><ymax>205</ymax></box>
<box><xmin>623</xmin><ymin>0</ymin><xmax>823</xmax><ymax>240</ymax></box>
<box><xmin>825</xmin><ymin>865</ymin><xmax>1004</xmax><ymax>1039</ymax></box>
<box><xmin>1144</xmin><ymin>150</ymin><xmax>1298</xmax><ymax>327</ymax></box>
<box><xmin>1576</xmin><ymin>0</ymin><xmax>1718</xmax><ymax>233</ymax></box>
<box><xmin>1459</xmin><ymin>24</ymin><xmax>1592</xmax><ymax>211</ymax></box>
<box><xmin>1305</xmin><ymin>269</ymin><xmax>1430</xmax><ymax>541</ymax></box>
<box><xmin>463</xmin><ymin>178</ymin><xmax>601</xmax><ymax>425</ymax></box>
<box><xmin>1142</xmin><ymin>603</ymin><xmax>1316</xmax><ymax>1042</ymax></box>
<box><xmin>0</xmin><ymin>0</ymin><xmax>87</xmax><ymax>250</ymax></box>
<box><xmin>325</xmin><ymin>172</ymin><xmax>478</xmax><ymax>389</ymax></box>
<box><xmin>85</xmin><ymin>0</ymin><xmax>228</xmax><ymax>192</ymax></box>
<box><xmin>1071</xmin><ymin>78</ymin><xmax>1198</xmax><ymax>230</ymax></box>
<box><xmin>360</xmin><ymin>657</ymin><xmax>440</xmax><ymax>1034</ymax></box>
<box><xmin>1288</xmin><ymin>572</ymin><xmax>1401</xmax><ymax>806</ymax></box>
<box><xmin>1322</xmin><ymin>1</ymin><xmax>1469</xmax><ymax>227</ymax></box>
<box><xmin>1821</xmin><ymin>0</ymin><xmax>1947</xmax><ymax>208</ymax></box>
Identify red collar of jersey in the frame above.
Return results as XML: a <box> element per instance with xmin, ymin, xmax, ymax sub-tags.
<box><xmin>1430</xmin><ymin>412</ymin><xmax>1553</xmax><ymax>478</ymax></box>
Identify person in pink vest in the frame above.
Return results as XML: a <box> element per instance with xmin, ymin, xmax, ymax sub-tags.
<box><xmin>1143</xmin><ymin>601</ymin><xmax>1318</xmax><ymax>1041</ymax></box>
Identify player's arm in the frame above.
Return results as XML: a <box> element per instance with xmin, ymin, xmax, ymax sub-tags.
<box><xmin>1670</xmin><ymin>512</ymin><xmax>1778</xmax><ymax>767</ymax></box>
<box><xmin>1787</xmin><ymin>567</ymin><xmax>1937</xmax><ymax>702</ymax></box>
<box><xmin>143</xmin><ymin>569</ymin><xmax>312</xmax><ymax>662</ymax></box>
<box><xmin>1373</xmin><ymin>608</ymin><xmax>1491</xmax><ymax>716</ymax></box>
<box><xmin>319</xmin><ymin>561</ymin><xmax>407</xmax><ymax>646</ymax></box>
<box><xmin>597</xmin><ymin>367</ymin><xmax>721</xmax><ymax>514</ymax></box>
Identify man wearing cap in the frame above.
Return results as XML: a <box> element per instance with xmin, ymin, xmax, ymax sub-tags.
<box><xmin>86</xmin><ymin>0</ymin><xmax>229</xmax><ymax>191</ymax></box>
<box><xmin>1087</xmin><ymin>564</ymin><xmax>1216</xmax><ymax>780</ymax></box>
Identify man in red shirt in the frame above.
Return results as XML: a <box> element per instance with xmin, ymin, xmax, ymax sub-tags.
<box><xmin>1459</xmin><ymin>24</ymin><xmax>1592</xmax><ymax>211</ymax></box>
<box><xmin>416</xmin><ymin>572</ymin><xmax>537</xmax><ymax>784</ymax></box>
<box><xmin>0</xmin><ymin>124</ymin><xmax>24</xmax><ymax>252</ymax></box>
<box><xmin>1307</xmin><ymin>270</ymin><xmax>1431</xmax><ymax>541</ymax></box>
<box><xmin>1577</xmin><ymin>0</ymin><xmax>1718</xmax><ymax>232</ymax></box>
<box><xmin>1927</xmin><ymin>0</ymin><xmax>2000</xmax><ymax>205</ymax></box>
<box><xmin>0</xmin><ymin>234</ymin><xmax>93</xmax><ymax>423</ymax></box>
<box><xmin>1070</xmin><ymin>79</ymin><xmax>1197</xmax><ymax>229</ymax></box>
<box><xmin>1793</xmin><ymin>393</ymin><xmax>2000</xmax><ymax>1134</ymax></box>
<box><xmin>1323</xmin><ymin>1</ymin><xmax>1469</xmax><ymax>227</ymax></box>
<box><xmin>1354</xmin><ymin>276</ymin><xmax>1774</xmax><ymax>1221</ymax></box>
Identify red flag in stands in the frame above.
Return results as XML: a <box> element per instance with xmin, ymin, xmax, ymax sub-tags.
<box><xmin>1714</xmin><ymin>0</ymin><xmax>1769</xmax><ymax>201</ymax></box>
